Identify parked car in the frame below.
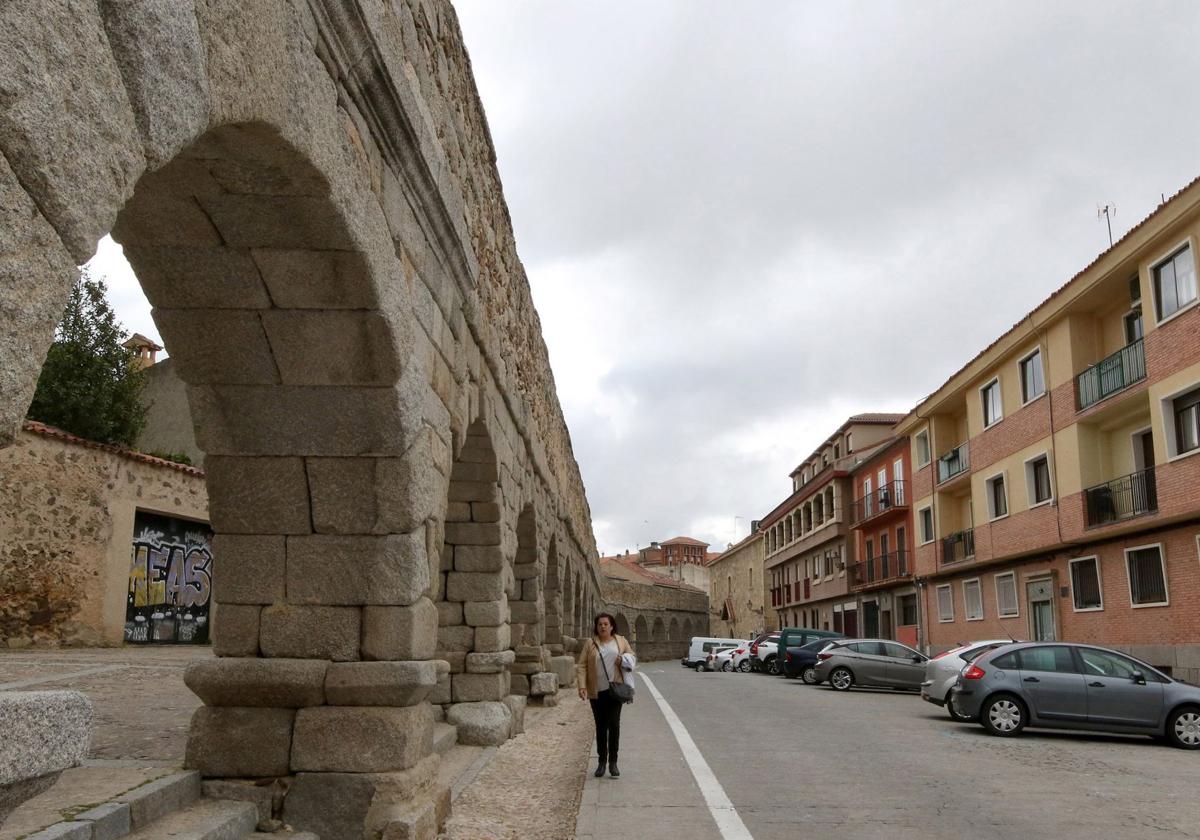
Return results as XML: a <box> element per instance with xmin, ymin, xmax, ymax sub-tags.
<box><xmin>921</xmin><ymin>639</ymin><xmax>1016</xmax><ymax>720</ymax></box>
<box><xmin>731</xmin><ymin>644</ymin><xmax>756</xmax><ymax>672</ymax></box>
<box><xmin>749</xmin><ymin>632</ymin><xmax>782</xmax><ymax>674</ymax></box>
<box><xmin>949</xmin><ymin>641</ymin><xmax>1200</xmax><ymax>749</ymax></box>
<box><xmin>777</xmin><ymin>626</ymin><xmax>844</xmax><ymax>653</ymax></box>
<box><xmin>812</xmin><ymin>639</ymin><xmax>929</xmax><ymax>691</ymax></box>
<box><xmin>782</xmin><ymin>638</ymin><xmax>839</xmax><ymax>683</ymax></box>
<box><xmin>704</xmin><ymin>645</ymin><xmax>744</xmax><ymax>672</ymax></box>
<box><xmin>683</xmin><ymin>636</ymin><xmax>745</xmax><ymax>670</ymax></box>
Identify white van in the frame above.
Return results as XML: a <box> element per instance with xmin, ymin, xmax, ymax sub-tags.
<box><xmin>684</xmin><ymin>637</ymin><xmax>746</xmax><ymax>670</ymax></box>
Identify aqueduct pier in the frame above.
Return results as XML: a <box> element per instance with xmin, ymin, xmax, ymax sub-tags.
<box><xmin>0</xmin><ymin>1</ymin><xmax>706</xmax><ymax>837</ymax></box>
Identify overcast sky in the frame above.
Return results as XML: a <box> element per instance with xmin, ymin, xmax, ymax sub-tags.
<box><xmin>94</xmin><ymin>1</ymin><xmax>1200</xmax><ymax>556</ymax></box>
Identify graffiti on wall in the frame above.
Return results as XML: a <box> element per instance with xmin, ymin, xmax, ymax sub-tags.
<box><xmin>125</xmin><ymin>510</ymin><xmax>214</xmax><ymax>644</ymax></box>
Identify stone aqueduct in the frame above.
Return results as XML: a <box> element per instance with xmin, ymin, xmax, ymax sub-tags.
<box><xmin>0</xmin><ymin>1</ymin><xmax>705</xmax><ymax>837</ymax></box>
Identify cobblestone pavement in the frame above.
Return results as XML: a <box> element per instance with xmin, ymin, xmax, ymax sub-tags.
<box><xmin>440</xmin><ymin>695</ymin><xmax>593</xmax><ymax>840</ymax></box>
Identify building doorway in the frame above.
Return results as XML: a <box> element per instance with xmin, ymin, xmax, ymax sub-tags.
<box><xmin>1026</xmin><ymin>578</ymin><xmax>1057</xmax><ymax>641</ymax></box>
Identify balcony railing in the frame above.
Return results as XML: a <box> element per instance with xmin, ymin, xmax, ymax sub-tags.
<box><xmin>940</xmin><ymin>528</ymin><xmax>975</xmax><ymax>566</ymax></box>
<box><xmin>849</xmin><ymin>550</ymin><xmax>911</xmax><ymax>589</ymax></box>
<box><xmin>1085</xmin><ymin>467</ymin><xmax>1157</xmax><ymax>527</ymax></box>
<box><xmin>850</xmin><ymin>481</ymin><xmax>908</xmax><ymax>524</ymax></box>
<box><xmin>937</xmin><ymin>442</ymin><xmax>970</xmax><ymax>484</ymax></box>
<box><xmin>1076</xmin><ymin>338</ymin><xmax>1146</xmax><ymax>411</ymax></box>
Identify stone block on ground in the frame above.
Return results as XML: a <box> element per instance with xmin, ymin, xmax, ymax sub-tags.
<box><xmin>502</xmin><ymin>695</ymin><xmax>527</xmax><ymax>737</ymax></box>
<box><xmin>529</xmin><ymin>672</ymin><xmax>558</xmax><ymax>697</ymax></box>
<box><xmin>185</xmin><ymin>707</ymin><xmax>295</xmax><ymax>778</ymax></box>
<box><xmin>550</xmin><ymin>655</ymin><xmax>577</xmax><ymax>688</ymax></box>
<box><xmin>282</xmin><ymin>757</ymin><xmax>441</xmax><ymax>840</ymax></box>
<box><xmin>291</xmin><ymin>705</ymin><xmax>433</xmax><ymax>773</ymax></box>
<box><xmin>184</xmin><ymin>658</ymin><xmax>327</xmax><ymax>708</ymax></box>
<box><xmin>74</xmin><ymin>802</ymin><xmax>130</xmax><ymax>840</ymax></box>
<box><xmin>532</xmin><ymin>693</ymin><xmax>559</xmax><ymax>708</ymax></box>
<box><xmin>21</xmin><ymin>823</ymin><xmax>91</xmax><ymax>839</ymax></box>
<box><xmin>117</xmin><ymin>771</ymin><xmax>201</xmax><ymax>829</ymax></box>
<box><xmin>324</xmin><ymin>661</ymin><xmax>438</xmax><ymax>706</ymax></box>
<box><xmin>0</xmin><ymin>690</ymin><xmax>92</xmax><ymax>824</ymax></box>
<box><xmin>201</xmin><ymin>779</ymin><xmax>274</xmax><ymax>828</ymax></box>
<box><xmin>450</xmin><ymin>672</ymin><xmax>510</xmax><ymax>703</ymax></box>
<box><xmin>362</xmin><ymin>599</ymin><xmax>437</xmax><ymax>661</ymax></box>
<box><xmin>446</xmin><ymin>702</ymin><xmax>512</xmax><ymax>747</ymax></box>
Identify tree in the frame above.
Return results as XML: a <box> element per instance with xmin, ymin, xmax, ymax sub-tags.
<box><xmin>26</xmin><ymin>270</ymin><xmax>147</xmax><ymax>447</ymax></box>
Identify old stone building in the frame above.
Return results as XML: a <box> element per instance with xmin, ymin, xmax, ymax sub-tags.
<box><xmin>707</xmin><ymin>531</ymin><xmax>766</xmax><ymax>639</ymax></box>
<box><xmin>0</xmin><ymin>2</ymin><xmax>704</xmax><ymax>838</ymax></box>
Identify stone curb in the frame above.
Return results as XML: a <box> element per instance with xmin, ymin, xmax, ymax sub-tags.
<box><xmin>24</xmin><ymin>771</ymin><xmax>198</xmax><ymax>840</ymax></box>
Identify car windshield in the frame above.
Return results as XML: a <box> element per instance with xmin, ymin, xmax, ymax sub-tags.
<box><xmin>962</xmin><ymin>643</ymin><xmax>1005</xmax><ymax>662</ymax></box>
<box><xmin>800</xmin><ymin>639</ymin><xmax>828</xmax><ymax>651</ymax></box>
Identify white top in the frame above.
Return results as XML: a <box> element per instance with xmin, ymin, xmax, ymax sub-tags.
<box><xmin>594</xmin><ymin>639</ymin><xmax>620</xmax><ymax>691</ymax></box>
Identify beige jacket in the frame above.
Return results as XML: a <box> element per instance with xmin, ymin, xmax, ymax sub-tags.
<box><xmin>576</xmin><ymin>634</ymin><xmax>634</xmax><ymax>699</ymax></box>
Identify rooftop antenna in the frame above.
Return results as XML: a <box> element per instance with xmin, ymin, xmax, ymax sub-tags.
<box><xmin>1098</xmin><ymin>203</ymin><xmax>1116</xmax><ymax>247</ymax></box>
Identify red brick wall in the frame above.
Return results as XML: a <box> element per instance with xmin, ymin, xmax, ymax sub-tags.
<box><xmin>970</xmin><ymin>393</ymin><xmax>1051</xmax><ymax>473</ymax></box>
<box><xmin>912</xmin><ymin>462</ymin><xmax>932</xmax><ymax>501</ymax></box>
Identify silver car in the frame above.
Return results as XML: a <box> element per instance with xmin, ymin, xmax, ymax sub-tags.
<box><xmin>920</xmin><ymin>639</ymin><xmax>1015</xmax><ymax>720</ymax></box>
<box><xmin>949</xmin><ymin>641</ymin><xmax>1200</xmax><ymax>749</ymax></box>
<box><xmin>813</xmin><ymin>639</ymin><xmax>929</xmax><ymax>691</ymax></box>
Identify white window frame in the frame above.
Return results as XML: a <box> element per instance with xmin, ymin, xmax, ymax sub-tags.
<box><xmin>994</xmin><ymin>571</ymin><xmax>1019</xmax><ymax>618</ymax></box>
<box><xmin>1068</xmin><ymin>555</ymin><xmax>1104</xmax><ymax>613</ymax></box>
<box><xmin>1017</xmin><ymin>346</ymin><xmax>1046</xmax><ymax>406</ymax></box>
<box><xmin>984</xmin><ymin>470</ymin><xmax>1009</xmax><ymax>521</ymax></box>
<box><xmin>1023</xmin><ymin>451</ymin><xmax>1054</xmax><ymax>508</ymax></box>
<box><xmin>962</xmin><ymin>578</ymin><xmax>984</xmax><ymax>621</ymax></box>
<box><xmin>915</xmin><ymin>428</ymin><xmax>931</xmax><ymax>468</ymax></box>
<box><xmin>1124</xmin><ymin>542</ymin><xmax>1169</xmax><ymax>608</ymax></box>
<box><xmin>918</xmin><ymin>505</ymin><xmax>934</xmax><ymax>545</ymax></box>
<box><xmin>980</xmin><ymin>377</ymin><xmax>1004</xmax><ymax>428</ymax></box>
<box><xmin>936</xmin><ymin>584</ymin><xmax>955</xmax><ymax>622</ymax></box>
<box><xmin>1161</xmin><ymin>378</ymin><xmax>1200</xmax><ymax>463</ymax></box>
<box><xmin>1149</xmin><ymin>236</ymin><xmax>1199</xmax><ymax>325</ymax></box>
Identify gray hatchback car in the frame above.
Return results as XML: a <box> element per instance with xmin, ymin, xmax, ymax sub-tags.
<box><xmin>812</xmin><ymin>639</ymin><xmax>928</xmax><ymax>691</ymax></box>
<box><xmin>949</xmin><ymin>641</ymin><xmax>1200</xmax><ymax>749</ymax></box>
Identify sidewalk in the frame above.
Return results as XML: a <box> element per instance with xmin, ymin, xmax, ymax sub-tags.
<box><xmin>572</xmin><ymin>673</ymin><xmax>723</xmax><ymax>840</ymax></box>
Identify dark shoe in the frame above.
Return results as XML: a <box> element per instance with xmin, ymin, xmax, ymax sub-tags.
<box><xmin>594</xmin><ymin>762</ymin><xmax>606</xmax><ymax>778</ymax></box>
<box><xmin>608</xmin><ymin>762</ymin><xmax>620</xmax><ymax>778</ymax></box>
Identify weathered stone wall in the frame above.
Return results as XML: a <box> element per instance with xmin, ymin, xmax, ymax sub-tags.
<box><xmin>601</xmin><ymin>578</ymin><xmax>709</xmax><ymax>662</ymax></box>
<box><xmin>0</xmin><ymin>425</ymin><xmax>208</xmax><ymax>647</ymax></box>
<box><xmin>0</xmin><ymin>3</ymin><xmax>699</xmax><ymax>836</ymax></box>
<box><xmin>138</xmin><ymin>358</ymin><xmax>204</xmax><ymax>468</ymax></box>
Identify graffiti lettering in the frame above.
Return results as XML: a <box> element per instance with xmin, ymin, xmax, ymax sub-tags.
<box><xmin>125</xmin><ymin>512</ymin><xmax>214</xmax><ymax>644</ymax></box>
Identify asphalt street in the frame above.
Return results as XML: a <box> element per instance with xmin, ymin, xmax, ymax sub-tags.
<box><xmin>615</xmin><ymin>662</ymin><xmax>1200</xmax><ymax>840</ymax></box>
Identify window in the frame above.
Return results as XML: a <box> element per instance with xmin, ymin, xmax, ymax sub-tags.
<box><xmin>1172</xmin><ymin>387</ymin><xmax>1200</xmax><ymax>456</ymax></box>
<box><xmin>1026</xmin><ymin>454</ymin><xmax>1052</xmax><ymax>505</ymax></box>
<box><xmin>1019</xmin><ymin>349</ymin><xmax>1045</xmax><ymax>403</ymax></box>
<box><xmin>1125</xmin><ymin>545</ymin><xmax>1168</xmax><ymax>606</ymax></box>
<box><xmin>994</xmin><ymin>572</ymin><xmax>1019</xmax><ymax>617</ymax></box>
<box><xmin>1153</xmin><ymin>243</ymin><xmax>1197</xmax><ymax>321</ymax></box>
<box><xmin>915</xmin><ymin>430</ymin><xmax>931</xmax><ymax>467</ymax></box>
<box><xmin>986</xmin><ymin>473</ymin><xmax>1008</xmax><ymax>519</ymax></box>
<box><xmin>851</xmin><ymin>641</ymin><xmax>886</xmax><ymax>656</ymax></box>
<box><xmin>918</xmin><ymin>506</ymin><xmax>934</xmax><ymax>544</ymax></box>
<box><xmin>846</xmin><ymin>433</ymin><xmax>853</xmax><ymax>453</ymax></box>
<box><xmin>981</xmin><ymin>379</ymin><xmax>1003</xmax><ymax>427</ymax></box>
<box><xmin>1078</xmin><ymin>648</ymin><xmax>1141</xmax><ymax>680</ymax></box>
<box><xmin>1069</xmin><ymin>556</ymin><xmax>1103</xmax><ymax>611</ymax></box>
<box><xmin>834</xmin><ymin>443</ymin><xmax>840</xmax><ymax>459</ymax></box>
<box><xmin>991</xmin><ymin>651</ymin><xmax>1018</xmax><ymax>669</ymax></box>
<box><xmin>1018</xmin><ymin>646</ymin><xmax>1079</xmax><ymax>673</ymax></box>
<box><xmin>882</xmin><ymin>642</ymin><xmax>917</xmax><ymax>660</ymax></box>
<box><xmin>1124</xmin><ymin>308</ymin><xmax>1144</xmax><ymax>344</ymax></box>
<box><xmin>936</xmin><ymin>584</ymin><xmax>954</xmax><ymax>622</ymax></box>
<box><xmin>898</xmin><ymin>593</ymin><xmax>918</xmax><ymax>626</ymax></box>
<box><xmin>963</xmin><ymin>579</ymin><xmax>983</xmax><ymax>620</ymax></box>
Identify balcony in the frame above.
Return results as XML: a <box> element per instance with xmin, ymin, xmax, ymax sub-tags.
<box><xmin>939</xmin><ymin>528</ymin><xmax>975</xmax><ymax>566</ymax></box>
<box><xmin>1085</xmin><ymin>468</ymin><xmax>1157</xmax><ymax>527</ymax></box>
<box><xmin>849</xmin><ymin>550</ymin><xmax>911</xmax><ymax>590</ymax></box>
<box><xmin>1076</xmin><ymin>338</ymin><xmax>1146</xmax><ymax>411</ymax></box>
<box><xmin>850</xmin><ymin>481</ymin><xmax>909</xmax><ymax>524</ymax></box>
<box><xmin>936</xmin><ymin>442</ymin><xmax>970</xmax><ymax>484</ymax></box>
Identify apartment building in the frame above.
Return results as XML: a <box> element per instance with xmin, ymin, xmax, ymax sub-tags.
<box><xmin>762</xmin><ymin>415</ymin><xmax>902</xmax><ymax>634</ymax></box>
<box><xmin>847</xmin><ymin>436</ymin><xmax>919</xmax><ymax>646</ymax></box>
<box><xmin>896</xmin><ymin>175</ymin><xmax>1200</xmax><ymax>680</ymax></box>
<box><xmin>707</xmin><ymin>532</ymin><xmax>766</xmax><ymax>639</ymax></box>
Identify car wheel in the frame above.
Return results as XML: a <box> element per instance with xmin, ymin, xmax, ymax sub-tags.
<box><xmin>1167</xmin><ymin>706</ymin><xmax>1200</xmax><ymax>750</ymax></box>
<box><xmin>766</xmin><ymin>657</ymin><xmax>779</xmax><ymax>676</ymax></box>
<box><xmin>980</xmin><ymin>694</ymin><xmax>1026</xmax><ymax>737</ymax></box>
<box><xmin>801</xmin><ymin>666</ymin><xmax>818</xmax><ymax>685</ymax></box>
<box><xmin>829</xmin><ymin>667</ymin><xmax>854</xmax><ymax>692</ymax></box>
<box><xmin>945</xmin><ymin>693</ymin><xmax>972</xmax><ymax>722</ymax></box>
<box><xmin>722</xmin><ymin>661</ymin><xmax>733</xmax><ymax>672</ymax></box>
<box><xmin>738</xmin><ymin>659</ymin><xmax>751</xmax><ymax>673</ymax></box>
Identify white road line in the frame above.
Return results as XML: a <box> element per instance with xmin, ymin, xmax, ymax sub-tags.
<box><xmin>640</xmin><ymin>674</ymin><xmax>755</xmax><ymax>840</ymax></box>
<box><xmin>0</xmin><ymin>664</ymin><xmax>128</xmax><ymax>690</ymax></box>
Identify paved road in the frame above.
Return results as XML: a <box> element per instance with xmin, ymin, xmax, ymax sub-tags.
<box><xmin>594</xmin><ymin>662</ymin><xmax>1200</xmax><ymax>840</ymax></box>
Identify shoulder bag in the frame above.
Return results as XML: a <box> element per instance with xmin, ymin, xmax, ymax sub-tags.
<box><xmin>597</xmin><ymin>639</ymin><xmax>634</xmax><ymax>704</ymax></box>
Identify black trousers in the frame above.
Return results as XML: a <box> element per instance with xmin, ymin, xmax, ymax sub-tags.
<box><xmin>589</xmin><ymin>688</ymin><xmax>623</xmax><ymax>762</ymax></box>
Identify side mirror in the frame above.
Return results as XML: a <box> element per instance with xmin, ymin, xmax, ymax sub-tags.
<box><xmin>1130</xmin><ymin>671</ymin><xmax>1146</xmax><ymax>684</ymax></box>
<box><xmin>911</xmin><ymin>654</ymin><xmax>923</xmax><ymax>663</ymax></box>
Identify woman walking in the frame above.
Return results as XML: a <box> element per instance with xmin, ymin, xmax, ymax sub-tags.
<box><xmin>577</xmin><ymin>612</ymin><xmax>635</xmax><ymax>778</ymax></box>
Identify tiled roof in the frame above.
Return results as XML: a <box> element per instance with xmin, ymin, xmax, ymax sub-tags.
<box><xmin>122</xmin><ymin>333</ymin><xmax>163</xmax><ymax>351</ymax></box>
<box><xmin>847</xmin><ymin>412</ymin><xmax>906</xmax><ymax>425</ymax></box>
<box><xmin>22</xmin><ymin>421</ymin><xmax>204</xmax><ymax>477</ymax></box>
<box><xmin>598</xmin><ymin>555</ymin><xmax>705</xmax><ymax>592</ymax></box>
<box><xmin>661</xmin><ymin>536</ymin><xmax>709</xmax><ymax>547</ymax></box>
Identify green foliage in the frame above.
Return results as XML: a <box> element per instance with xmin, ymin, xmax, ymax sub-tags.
<box><xmin>26</xmin><ymin>270</ymin><xmax>147</xmax><ymax>447</ymax></box>
<box><xmin>144</xmin><ymin>450</ymin><xmax>193</xmax><ymax>466</ymax></box>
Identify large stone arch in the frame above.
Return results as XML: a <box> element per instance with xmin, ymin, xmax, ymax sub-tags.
<box><xmin>669</xmin><ymin>617</ymin><xmax>680</xmax><ymax>641</ymax></box>
<box><xmin>653</xmin><ymin>617</ymin><xmax>667</xmax><ymax>643</ymax></box>
<box><xmin>542</xmin><ymin>535</ymin><xmax>562</xmax><ymax>646</ymax></box>
<box><xmin>614</xmin><ymin>613</ymin><xmax>631</xmax><ymax>638</ymax></box>
<box><xmin>634</xmin><ymin>615</ymin><xmax>649</xmax><ymax>646</ymax></box>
